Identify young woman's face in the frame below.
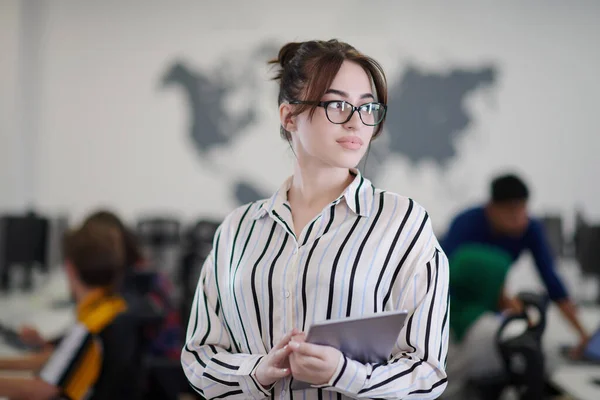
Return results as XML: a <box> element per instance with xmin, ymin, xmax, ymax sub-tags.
<box><xmin>283</xmin><ymin>61</ymin><xmax>382</xmax><ymax>170</ymax></box>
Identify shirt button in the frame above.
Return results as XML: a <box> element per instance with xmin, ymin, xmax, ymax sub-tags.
<box><xmin>285</xmin><ymin>291</ymin><xmax>290</xmax><ymax>298</ymax></box>
<box><xmin>293</xmin><ymin>248</ymin><xmax>298</xmax><ymax>255</ymax></box>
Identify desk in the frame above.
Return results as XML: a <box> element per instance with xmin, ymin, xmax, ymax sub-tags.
<box><xmin>552</xmin><ymin>365</ymin><xmax>600</xmax><ymax>400</ymax></box>
<box><xmin>544</xmin><ymin>305</ymin><xmax>600</xmax><ymax>399</ymax></box>
<box><xmin>544</xmin><ymin>306</ymin><xmax>600</xmax><ymax>368</ymax></box>
<box><xmin>0</xmin><ymin>331</ymin><xmax>33</xmax><ymax>400</ymax></box>
<box><xmin>0</xmin><ymin>340</ymin><xmax>26</xmax><ymax>359</ymax></box>
<box><xmin>0</xmin><ymin>271</ymin><xmax>73</xmax><ymax>400</ymax></box>
<box><xmin>0</xmin><ymin>371</ymin><xmax>33</xmax><ymax>400</ymax></box>
<box><xmin>0</xmin><ymin>270</ymin><xmax>73</xmax><ymax>338</ymax></box>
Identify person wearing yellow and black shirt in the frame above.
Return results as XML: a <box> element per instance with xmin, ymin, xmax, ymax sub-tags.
<box><xmin>0</xmin><ymin>221</ymin><xmax>137</xmax><ymax>400</ymax></box>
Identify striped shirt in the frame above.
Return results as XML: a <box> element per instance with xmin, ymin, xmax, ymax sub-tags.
<box><xmin>182</xmin><ymin>170</ymin><xmax>449</xmax><ymax>399</ymax></box>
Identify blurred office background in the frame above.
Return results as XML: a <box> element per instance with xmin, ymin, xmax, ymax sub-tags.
<box><xmin>1</xmin><ymin>1</ymin><xmax>599</xmax><ymax>399</ymax></box>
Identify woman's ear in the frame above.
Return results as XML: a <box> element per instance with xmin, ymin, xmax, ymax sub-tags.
<box><xmin>279</xmin><ymin>103</ymin><xmax>297</xmax><ymax>133</ymax></box>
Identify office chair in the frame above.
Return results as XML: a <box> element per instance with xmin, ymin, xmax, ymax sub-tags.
<box><xmin>465</xmin><ymin>292</ymin><xmax>550</xmax><ymax>400</ymax></box>
<box><xmin>136</xmin><ymin>217</ymin><xmax>181</xmax><ymax>245</ymax></box>
<box><xmin>136</xmin><ymin>217</ymin><xmax>181</xmax><ymax>281</ymax></box>
<box><xmin>116</xmin><ymin>278</ymin><xmax>171</xmax><ymax>400</ymax></box>
<box><xmin>130</xmin><ymin>286</ymin><xmax>196</xmax><ymax>399</ymax></box>
<box><xmin>179</xmin><ymin>219</ymin><xmax>220</xmax><ymax>321</ymax></box>
<box><xmin>119</xmin><ymin>267</ymin><xmax>200</xmax><ymax>399</ymax></box>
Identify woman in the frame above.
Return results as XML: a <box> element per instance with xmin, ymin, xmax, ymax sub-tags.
<box><xmin>182</xmin><ymin>39</ymin><xmax>449</xmax><ymax>399</ymax></box>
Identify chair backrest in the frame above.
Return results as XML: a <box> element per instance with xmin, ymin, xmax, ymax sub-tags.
<box><xmin>516</xmin><ymin>292</ymin><xmax>549</xmax><ymax>339</ymax></box>
<box><xmin>120</xmin><ymin>275</ymin><xmax>167</xmax><ymax>334</ymax></box>
<box><xmin>136</xmin><ymin>217</ymin><xmax>181</xmax><ymax>247</ymax></box>
<box><xmin>178</xmin><ymin>219</ymin><xmax>220</xmax><ymax>319</ymax></box>
<box><xmin>496</xmin><ymin>292</ymin><xmax>549</xmax><ymax>348</ymax></box>
<box><xmin>122</xmin><ymin>270</ymin><xmax>158</xmax><ymax>296</ymax></box>
<box><xmin>495</xmin><ymin>292</ymin><xmax>549</xmax><ymax>399</ymax></box>
<box><xmin>136</xmin><ymin>217</ymin><xmax>182</xmax><ymax>287</ymax></box>
<box><xmin>187</xmin><ymin>219</ymin><xmax>220</xmax><ymax>246</ymax></box>
<box><xmin>180</xmin><ymin>219</ymin><xmax>219</xmax><ymax>281</ymax></box>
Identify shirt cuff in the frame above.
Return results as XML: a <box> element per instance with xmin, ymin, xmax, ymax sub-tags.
<box><xmin>317</xmin><ymin>353</ymin><xmax>368</xmax><ymax>395</ymax></box>
<box><xmin>226</xmin><ymin>355</ymin><xmax>271</xmax><ymax>399</ymax></box>
<box><xmin>245</xmin><ymin>356</ymin><xmax>273</xmax><ymax>397</ymax></box>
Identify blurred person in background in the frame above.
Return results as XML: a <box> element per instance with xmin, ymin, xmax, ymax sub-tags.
<box><xmin>19</xmin><ymin>210</ymin><xmax>183</xmax><ymax>361</ymax></box>
<box><xmin>443</xmin><ymin>173</ymin><xmax>589</xmax><ymax>382</ymax></box>
<box><xmin>0</xmin><ymin>219</ymin><xmax>136</xmax><ymax>399</ymax></box>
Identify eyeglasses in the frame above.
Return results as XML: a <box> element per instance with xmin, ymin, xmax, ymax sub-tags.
<box><xmin>289</xmin><ymin>100</ymin><xmax>387</xmax><ymax>126</ymax></box>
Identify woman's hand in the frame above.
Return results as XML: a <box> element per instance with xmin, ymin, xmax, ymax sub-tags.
<box><xmin>288</xmin><ymin>333</ymin><xmax>342</xmax><ymax>386</ymax></box>
<box><xmin>254</xmin><ymin>329</ymin><xmax>298</xmax><ymax>387</ymax></box>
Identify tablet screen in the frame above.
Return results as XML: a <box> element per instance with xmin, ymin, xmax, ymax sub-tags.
<box><xmin>584</xmin><ymin>326</ymin><xmax>600</xmax><ymax>361</ymax></box>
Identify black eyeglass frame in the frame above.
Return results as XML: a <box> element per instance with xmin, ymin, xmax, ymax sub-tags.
<box><xmin>289</xmin><ymin>100</ymin><xmax>387</xmax><ymax>126</ymax></box>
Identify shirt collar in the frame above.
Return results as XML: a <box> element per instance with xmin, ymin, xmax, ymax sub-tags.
<box><xmin>341</xmin><ymin>169</ymin><xmax>375</xmax><ymax>217</ymax></box>
<box><xmin>76</xmin><ymin>288</ymin><xmax>128</xmax><ymax>333</ymax></box>
<box><xmin>77</xmin><ymin>288</ymin><xmax>110</xmax><ymax>318</ymax></box>
<box><xmin>251</xmin><ymin>169</ymin><xmax>375</xmax><ymax>220</ymax></box>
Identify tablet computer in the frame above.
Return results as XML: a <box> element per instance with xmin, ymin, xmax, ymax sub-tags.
<box><xmin>583</xmin><ymin>325</ymin><xmax>600</xmax><ymax>363</ymax></box>
<box><xmin>290</xmin><ymin>310</ymin><xmax>408</xmax><ymax>390</ymax></box>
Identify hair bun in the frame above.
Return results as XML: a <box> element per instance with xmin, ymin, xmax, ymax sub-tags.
<box><xmin>276</xmin><ymin>42</ymin><xmax>303</xmax><ymax>67</ymax></box>
<box><xmin>268</xmin><ymin>41</ymin><xmax>304</xmax><ymax>72</ymax></box>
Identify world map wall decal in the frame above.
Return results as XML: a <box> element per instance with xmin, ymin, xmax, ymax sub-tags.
<box><xmin>161</xmin><ymin>43</ymin><xmax>497</xmax><ymax>206</ymax></box>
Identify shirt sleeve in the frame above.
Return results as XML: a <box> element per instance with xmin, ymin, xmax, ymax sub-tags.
<box><xmin>323</xmin><ymin>214</ymin><xmax>450</xmax><ymax>399</ymax></box>
<box><xmin>181</xmin><ymin>227</ymin><xmax>269</xmax><ymax>400</ymax></box>
<box><xmin>527</xmin><ymin>220</ymin><xmax>568</xmax><ymax>301</ymax></box>
<box><xmin>38</xmin><ymin>324</ymin><xmax>102</xmax><ymax>400</ymax></box>
<box><xmin>440</xmin><ymin>212</ymin><xmax>475</xmax><ymax>258</ymax></box>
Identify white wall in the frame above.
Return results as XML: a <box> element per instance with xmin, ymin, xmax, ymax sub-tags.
<box><xmin>2</xmin><ymin>0</ymin><xmax>600</xmax><ymax>233</ymax></box>
<box><xmin>0</xmin><ymin>0</ymin><xmax>22</xmax><ymax>210</ymax></box>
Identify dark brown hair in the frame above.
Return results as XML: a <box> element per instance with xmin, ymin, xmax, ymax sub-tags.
<box><xmin>269</xmin><ymin>39</ymin><xmax>388</xmax><ymax>141</ymax></box>
<box><xmin>63</xmin><ymin>222</ymin><xmax>125</xmax><ymax>288</ymax></box>
<box><xmin>82</xmin><ymin>210</ymin><xmax>144</xmax><ymax>268</ymax></box>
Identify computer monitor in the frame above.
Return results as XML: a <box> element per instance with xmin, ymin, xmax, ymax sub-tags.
<box><xmin>576</xmin><ymin>225</ymin><xmax>600</xmax><ymax>278</ymax></box>
<box><xmin>574</xmin><ymin>225</ymin><xmax>600</xmax><ymax>305</ymax></box>
<box><xmin>0</xmin><ymin>214</ymin><xmax>49</xmax><ymax>291</ymax></box>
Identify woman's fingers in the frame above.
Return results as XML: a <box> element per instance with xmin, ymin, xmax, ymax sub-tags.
<box><xmin>268</xmin><ymin>365</ymin><xmax>291</xmax><ymax>379</ymax></box>
<box><xmin>274</xmin><ymin>328</ymin><xmax>300</xmax><ymax>350</ymax></box>
<box><xmin>271</xmin><ymin>345</ymin><xmax>293</xmax><ymax>366</ymax></box>
<box><xmin>289</xmin><ymin>341</ymin><xmax>324</xmax><ymax>359</ymax></box>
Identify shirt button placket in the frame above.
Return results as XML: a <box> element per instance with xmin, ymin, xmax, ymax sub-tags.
<box><xmin>285</xmin><ymin>245</ymin><xmax>300</xmax><ymax>330</ymax></box>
